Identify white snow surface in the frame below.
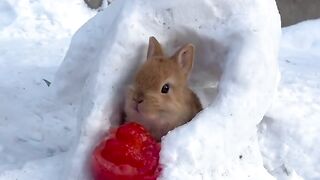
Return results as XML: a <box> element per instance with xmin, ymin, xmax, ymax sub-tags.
<box><xmin>0</xmin><ymin>0</ymin><xmax>320</xmax><ymax>180</ymax></box>
<box><xmin>259</xmin><ymin>20</ymin><xmax>320</xmax><ymax>180</ymax></box>
<box><xmin>53</xmin><ymin>0</ymin><xmax>281</xmax><ymax>179</ymax></box>
<box><xmin>0</xmin><ymin>0</ymin><xmax>96</xmax><ymax>179</ymax></box>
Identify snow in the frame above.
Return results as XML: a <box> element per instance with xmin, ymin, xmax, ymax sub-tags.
<box><xmin>0</xmin><ymin>0</ymin><xmax>319</xmax><ymax>180</ymax></box>
<box><xmin>52</xmin><ymin>0</ymin><xmax>281</xmax><ymax>179</ymax></box>
<box><xmin>0</xmin><ymin>0</ymin><xmax>96</xmax><ymax>178</ymax></box>
<box><xmin>259</xmin><ymin>20</ymin><xmax>320</xmax><ymax>180</ymax></box>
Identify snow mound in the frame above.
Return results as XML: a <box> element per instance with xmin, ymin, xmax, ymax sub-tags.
<box><xmin>259</xmin><ymin>19</ymin><xmax>320</xmax><ymax>180</ymax></box>
<box><xmin>0</xmin><ymin>0</ymin><xmax>96</xmax><ymax>178</ymax></box>
<box><xmin>53</xmin><ymin>0</ymin><xmax>281</xmax><ymax>179</ymax></box>
<box><xmin>0</xmin><ymin>0</ymin><xmax>96</xmax><ymax>40</ymax></box>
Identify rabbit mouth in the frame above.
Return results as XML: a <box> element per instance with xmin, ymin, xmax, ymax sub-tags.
<box><xmin>131</xmin><ymin>104</ymin><xmax>155</xmax><ymax>119</ymax></box>
<box><xmin>134</xmin><ymin>103</ymin><xmax>140</xmax><ymax>113</ymax></box>
<box><xmin>133</xmin><ymin>103</ymin><xmax>144</xmax><ymax>114</ymax></box>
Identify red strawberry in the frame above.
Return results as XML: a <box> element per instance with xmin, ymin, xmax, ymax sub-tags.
<box><xmin>91</xmin><ymin>122</ymin><xmax>161</xmax><ymax>180</ymax></box>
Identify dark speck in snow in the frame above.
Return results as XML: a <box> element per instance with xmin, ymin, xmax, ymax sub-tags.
<box><xmin>42</xmin><ymin>79</ymin><xmax>51</xmax><ymax>87</ymax></box>
<box><xmin>64</xmin><ymin>126</ymin><xmax>71</xmax><ymax>131</ymax></box>
<box><xmin>16</xmin><ymin>137</ymin><xmax>27</xmax><ymax>143</ymax></box>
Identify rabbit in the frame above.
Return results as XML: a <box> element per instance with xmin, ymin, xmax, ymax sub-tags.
<box><xmin>124</xmin><ymin>37</ymin><xmax>202</xmax><ymax>141</ymax></box>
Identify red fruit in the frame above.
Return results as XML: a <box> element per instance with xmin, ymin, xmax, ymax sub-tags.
<box><xmin>116</xmin><ymin>122</ymin><xmax>151</xmax><ymax>145</ymax></box>
<box><xmin>91</xmin><ymin>122</ymin><xmax>161</xmax><ymax>180</ymax></box>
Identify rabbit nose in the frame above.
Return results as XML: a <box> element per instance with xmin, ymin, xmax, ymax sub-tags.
<box><xmin>134</xmin><ymin>96</ymin><xmax>144</xmax><ymax>104</ymax></box>
<box><xmin>134</xmin><ymin>92</ymin><xmax>144</xmax><ymax>104</ymax></box>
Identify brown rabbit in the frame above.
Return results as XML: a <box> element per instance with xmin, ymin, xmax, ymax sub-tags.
<box><xmin>124</xmin><ymin>37</ymin><xmax>202</xmax><ymax>141</ymax></box>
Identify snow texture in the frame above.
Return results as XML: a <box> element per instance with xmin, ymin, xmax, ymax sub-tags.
<box><xmin>1</xmin><ymin>0</ymin><xmax>320</xmax><ymax>180</ymax></box>
<box><xmin>0</xmin><ymin>0</ymin><xmax>96</xmax><ymax>179</ymax></box>
<box><xmin>259</xmin><ymin>20</ymin><xmax>320</xmax><ymax>180</ymax></box>
<box><xmin>52</xmin><ymin>0</ymin><xmax>281</xmax><ymax>179</ymax></box>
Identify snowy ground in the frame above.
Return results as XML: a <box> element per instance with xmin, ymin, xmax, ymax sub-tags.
<box><xmin>0</xmin><ymin>0</ymin><xmax>96</xmax><ymax>178</ymax></box>
<box><xmin>0</xmin><ymin>0</ymin><xmax>319</xmax><ymax>179</ymax></box>
<box><xmin>259</xmin><ymin>20</ymin><xmax>320</xmax><ymax>180</ymax></box>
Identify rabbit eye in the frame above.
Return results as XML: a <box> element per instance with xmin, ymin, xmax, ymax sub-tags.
<box><xmin>161</xmin><ymin>83</ymin><xmax>170</xmax><ymax>94</ymax></box>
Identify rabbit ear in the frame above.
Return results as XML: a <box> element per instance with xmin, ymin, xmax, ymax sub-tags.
<box><xmin>147</xmin><ymin>36</ymin><xmax>163</xmax><ymax>59</ymax></box>
<box><xmin>174</xmin><ymin>43</ymin><xmax>195</xmax><ymax>76</ymax></box>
